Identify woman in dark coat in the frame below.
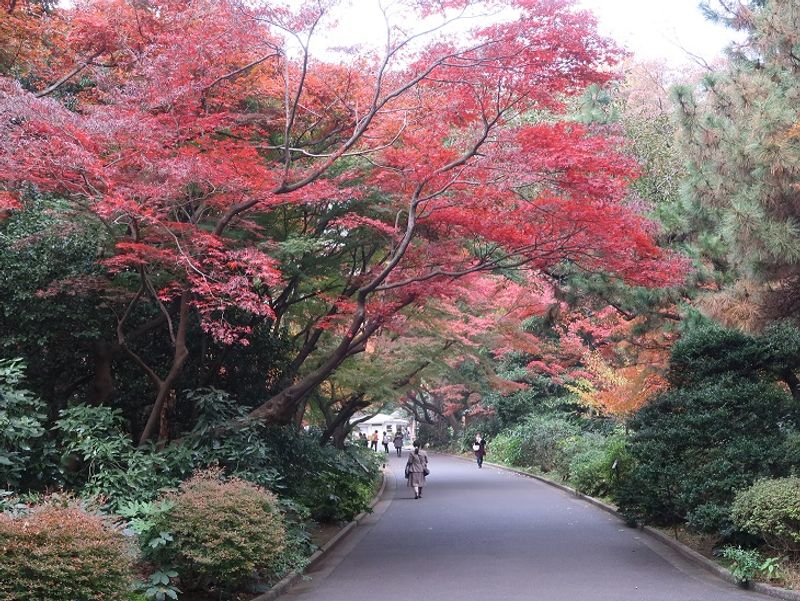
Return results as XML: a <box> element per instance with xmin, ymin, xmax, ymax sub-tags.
<box><xmin>393</xmin><ymin>431</ymin><xmax>404</xmax><ymax>456</ymax></box>
<box><xmin>473</xmin><ymin>433</ymin><xmax>486</xmax><ymax>468</ymax></box>
<box><xmin>406</xmin><ymin>440</ymin><xmax>428</xmax><ymax>499</ymax></box>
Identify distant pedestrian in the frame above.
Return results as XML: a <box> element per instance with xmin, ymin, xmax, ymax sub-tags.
<box><xmin>382</xmin><ymin>431</ymin><xmax>391</xmax><ymax>453</ymax></box>
<box><xmin>406</xmin><ymin>440</ymin><xmax>429</xmax><ymax>499</ymax></box>
<box><xmin>360</xmin><ymin>432</ymin><xmax>368</xmax><ymax>447</ymax></box>
<box><xmin>370</xmin><ymin>430</ymin><xmax>379</xmax><ymax>451</ymax></box>
<box><xmin>393</xmin><ymin>431</ymin><xmax>404</xmax><ymax>457</ymax></box>
<box><xmin>473</xmin><ymin>433</ymin><xmax>486</xmax><ymax>468</ymax></box>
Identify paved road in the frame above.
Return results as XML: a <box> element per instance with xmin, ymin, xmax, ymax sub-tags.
<box><xmin>281</xmin><ymin>453</ymin><xmax>769</xmax><ymax>601</ymax></box>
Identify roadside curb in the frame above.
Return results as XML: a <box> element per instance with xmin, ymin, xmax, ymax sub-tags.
<box><xmin>251</xmin><ymin>468</ymin><xmax>388</xmax><ymax>601</ymax></box>
<box><xmin>448</xmin><ymin>453</ymin><xmax>800</xmax><ymax>600</ymax></box>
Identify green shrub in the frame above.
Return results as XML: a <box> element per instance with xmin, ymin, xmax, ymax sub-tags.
<box><xmin>0</xmin><ymin>500</ymin><xmax>134</xmax><ymax>600</ymax></box>
<box><xmin>0</xmin><ymin>358</ymin><xmax>48</xmax><ymax>490</ymax></box>
<box><xmin>55</xmin><ymin>405</ymin><xmax>180</xmax><ymax>509</ymax></box>
<box><xmin>569</xmin><ymin>434</ymin><xmax>632</xmax><ymax>499</ymax></box>
<box><xmin>618</xmin><ymin>372</ymin><xmax>798</xmax><ymax>532</ymax></box>
<box><xmin>501</xmin><ymin>415</ymin><xmax>582</xmax><ymax>474</ymax></box>
<box><xmin>731</xmin><ymin>478</ymin><xmax>800</xmax><ymax>553</ymax></box>
<box><xmin>167</xmin><ymin>469</ymin><xmax>286</xmax><ymax>591</ymax></box>
<box><xmin>720</xmin><ymin>546</ymin><xmax>764</xmax><ymax>584</ymax></box>
<box><xmin>486</xmin><ymin>431</ymin><xmax>520</xmax><ymax>465</ymax></box>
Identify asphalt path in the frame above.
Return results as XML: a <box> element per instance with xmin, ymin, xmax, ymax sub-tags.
<box><xmin>280</xmin><ymin>453</ymin><xmax>770</xmax><ymax>601</ymax></box>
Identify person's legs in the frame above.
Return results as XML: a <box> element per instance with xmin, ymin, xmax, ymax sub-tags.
<box><xmin>414</xmin><ymin>486</ymin><xmax>420</xmax><ymax>499</ymax></box>
<box><xmin>418</xmin><ymin>487</ymin><xmax>423</xmax><ymax>498</ymax></box>
<box><xmin>477</xmin><ymin>454</ymin><xmax>483</xmax><ymax>468</ymax></box>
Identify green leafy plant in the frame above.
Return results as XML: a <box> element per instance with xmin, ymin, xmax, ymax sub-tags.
<box><xmin>142</xmin><ymin>569</ymin><xmax>181</xmax><ymax>601</ymax></box>
<box><xmin>55</xmin><ymin>405</ymin><xmax>179</xmax><ymax>508</ymax></box>
<box><xmin>721</xmin><ymin>546</ymin><xmax>762</xmax><ymax>585</ymax></box>
<box><xmin>731</xmin><ymin>478</ymin><xmax>800</xmax><ymax>553</ymax></box>
<box><xmin>0</xmin><ymin>358</ymin><xmax>47</xmax><ymax>489</ymax></box>
<box><xmin>759</xmin><ymin>556</ymin><xmax>783</xmax><ymax>581</ymax></box>
<box><xmin>118</xmin><ymin>500</ymin><xmax>181</xmax><ymax>600</ymax></box>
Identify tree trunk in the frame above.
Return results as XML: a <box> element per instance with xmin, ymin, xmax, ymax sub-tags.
<box><xmin>782</xmin><ymin>368</ymin><xmax>800</xmax><ymax>402</ymax></box>
<box><xmin>249</xmin><ymin>306</ymin><xmax>370</xmax><ymax>424</ymax></box>
<box><xmin>88</xmin><ymin>342</ymin><xmax>114</xmax><ymax>406</ymax></box>
<box><xmin>319</xmin><ymin>394</ymin><xmax>367</xmax><ymax>447</ymax></box>
<box><xmin>138</xmin><ymin>292</ymin><xmax>191</xmax><ymax>446</ymax></box>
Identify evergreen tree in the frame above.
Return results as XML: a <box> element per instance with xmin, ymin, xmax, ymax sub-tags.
<box><xmin>676</xmin><ymin>0</ymin><xmax>800</xmax><ymax>327</ymax></box>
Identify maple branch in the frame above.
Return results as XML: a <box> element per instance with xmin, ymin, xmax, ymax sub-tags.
<box><xmin>142</xmin><ymin>270</ymin><xmax>177</xmax><ymax>345</ymax></box>
<box><xmin>116</xmin><ymin>284</ymin><xmax>145</xmax><ymax>346</ymax></box>
<box><xmin>201</xmin><ymin>51</ymin><xmax>280</xmax><ymax>107</ymax></box>
<box><xmin>123</xmin><ymin>345</ymin><xmax>163</xmax><ymax>389</ymax></box>
<box><xmin>34</xmin><ymin>52</ymin><xmax>102</xmax><ymax>98</ymax></box>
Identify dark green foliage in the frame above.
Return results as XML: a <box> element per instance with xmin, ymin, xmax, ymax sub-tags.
<box><xmin>618</xmin><ymin>324</ymin><xmax>800</xmax><ymax>532</ymax></box>
<box><xmin>0</xmin><ymin>359</ymin><xmax>48</xmax><ymax>490</ymax></box>
<box><xmin>54</xmin><ymin>405</ymin><xmax>181</xmax><ymax>509</ymax></box>
<box><xmin>486</xmin><ymin>414</ymin><xmax>582</xmax><ymax>474</ymax></box>
<box><xmin>0</xmin><ymin>199</ymin><xmax>113</xmax><ymax>414</ymax></box>
<box><xmin>253</xmin><ymin>426</ymin><xmax>381</xmax><ymax>523</ymax></box>
<box><xmin>676</xmin><ymin>0</ymin><xmax>800</xmax><ymax>323</ymax></box>
<box><xmin>183</xmin><ymin>388</ymin><xmax>381</xmax><ymax>522</ymax></box>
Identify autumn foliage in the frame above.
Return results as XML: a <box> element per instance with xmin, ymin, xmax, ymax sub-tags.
<box><xmin>166</xmin><ymin>470</ymin><xmax>286</xmax><ymax>589</ymax></box>
<box><xmin>0</xmin><ymin>0</ymin><xmax>685</xmax><ymax>439</ymax></box>
<box><xmin>0</xmin><ymin>501</ymin><xmax>134</xmax><ymax>601</ymax></box>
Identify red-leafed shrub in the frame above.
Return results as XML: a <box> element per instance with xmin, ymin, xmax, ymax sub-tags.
<box><xmin>168</xmin><ymin>469</ymin><xmax>286</xmax><ymax>590</ymax></box>
<box><xmin>0</xmin><ymin>502</ymin><xmax>134</xmax><ymax>601</ymax></box>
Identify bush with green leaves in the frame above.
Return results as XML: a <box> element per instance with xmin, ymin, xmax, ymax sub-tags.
<box><xmin>165</xmin><ymin>469</ymin><xmax>287</xmax><ymax>591</ymax></box>
<box><xmin>485</xmin><ymin>414</ymin><xmax>582</xmax><ymax>475</ymax></box>
<box><xmin>720</xmin><ymin>546</ymin><xmax>764</xmax><ymax>585</ymax></box>
<box><xmin>118</xmin><ymin>499</ymin><xmax>181</xmax><ymax>601</ymax></box>
<box><xmin>719</xmin><ymin>546</ymin><xmax>782</xmax><ymax>585</ymax></box>
<box><xmin>0</xmin><ymin>358</ymin><xmax>48</xmax><ymax>490</ymax></box>
<box><xmin>0</xmin><ymin>498</ymin><xmax>134</xmax><ymax>601</ymax></box>
<box><xmin>55</xmin><ymin>405</ymin><xmax>181</xmax><ymax>509</ymax></box>
<box><xmin>731</xmin><ymin>478</ymin><xmax>800</xmax><ymax>554</ymax></box>
<box><xmin>618</xmin><ymin>324</ymin><xmax>800</xmax><ymax>533</ymax></box>
<box><xmin>184</xmin><ymin>388</ymin><xmax>381</xmax><ymax>522</ymax></box>
<box><xmin>569</xmin><ymin>433</ymin><xmax>632</xmax><ymax>499</ymax></box>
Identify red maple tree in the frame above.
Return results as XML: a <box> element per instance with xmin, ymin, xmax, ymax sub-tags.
<box><xmin>0</xmin><ymin>0</ymin><xmax>685</xmax><ymax>441</ymax></box>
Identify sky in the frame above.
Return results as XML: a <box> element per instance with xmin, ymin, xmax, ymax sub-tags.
<box><xmin>322</xmin><ymin>0</ymin><xmax>740</xmax><ymax>68</ymax></box>
<box><xmin>577</xmin><ymin>0</ymin><xmax>739</xmax><ymax>65</ymax></box>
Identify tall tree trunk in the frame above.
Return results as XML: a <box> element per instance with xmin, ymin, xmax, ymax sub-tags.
<box><xmin>138</xmin><ymin>292</ymin><xmax>191</xmax><ymax>446</ymax></box>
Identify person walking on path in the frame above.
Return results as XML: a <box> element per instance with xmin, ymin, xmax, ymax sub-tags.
<box><xmin>370</xmin><ymin>430</ymin><xmax>379</xmax><ymax>451</ymax></box>
<box><xmin>473</xmin><ymin>433</ymin><xmax>486</xmax><ymax>468</ymax></box>
<box><xmin>393</xmin><ymin>431</ymin><xmax>404</xmax><ymax>457</ymax></box>
<box><xmin>382</xmin><ymin>431</ymin><xmax>391</xmax><ymax>453</ymax></box>
<box><xmin>406</xmin><ymin>440</ymin><xmax>428</xmax><ymax>499</ymax></box>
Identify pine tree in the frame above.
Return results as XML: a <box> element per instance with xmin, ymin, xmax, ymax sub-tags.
<box><xmin>676</xmin><ymin>0</ymin><xmax>800</xmax><ymax>327</ymax></box>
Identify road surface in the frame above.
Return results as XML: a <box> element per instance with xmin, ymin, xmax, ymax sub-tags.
<box><xmin>280</xmin><ymin>453</ymin><xmax>769</xmax><ymax>601</ymax></box>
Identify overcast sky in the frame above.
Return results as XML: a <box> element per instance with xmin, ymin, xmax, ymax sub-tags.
<box><xmin>578</xmin><ymin>0</ymin><xmax>738</xmax><ymax>65</ymax></box>
<box><xmin>323</xmin><ymin>0</ymin><xmax>738</xmax><ymax>67</ymax></box>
